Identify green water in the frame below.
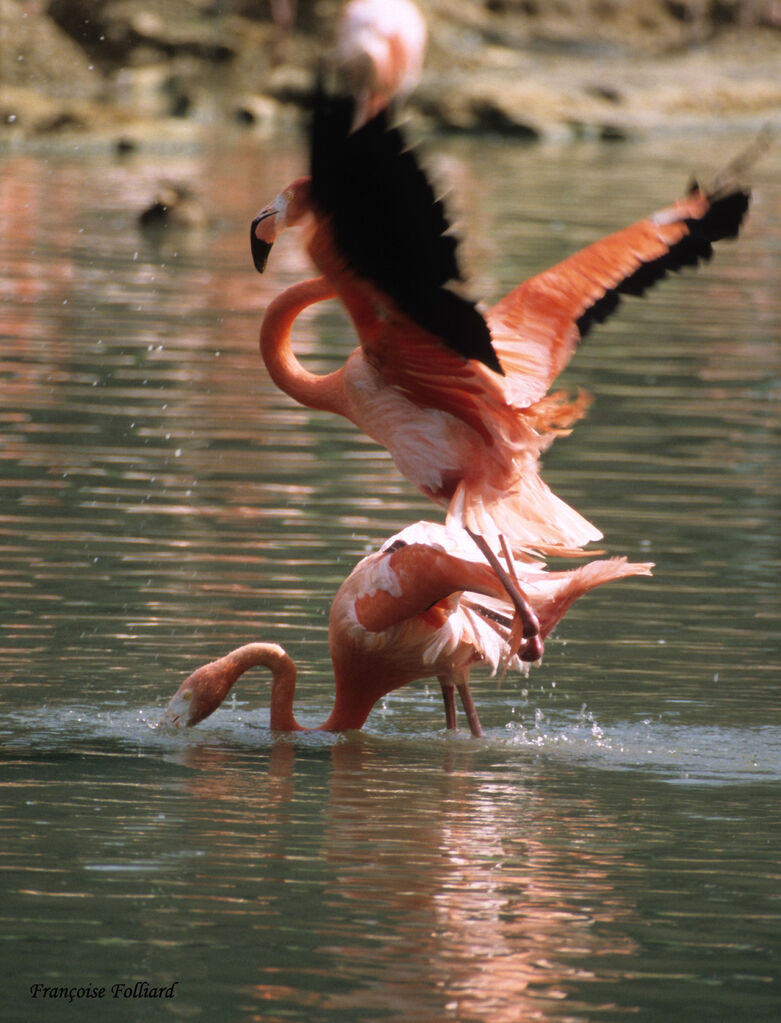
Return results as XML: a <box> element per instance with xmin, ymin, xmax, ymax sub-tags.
<box><xmin>1</xmin><ymin>127</ymin><xmax>779</xmax><ymax>1022</ymax></box>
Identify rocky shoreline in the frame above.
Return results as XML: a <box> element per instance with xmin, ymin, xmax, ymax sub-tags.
<box><xmin>2</xmin><ymin>0</ymin><xmax>781</xmax><ymax>146</ymax></box>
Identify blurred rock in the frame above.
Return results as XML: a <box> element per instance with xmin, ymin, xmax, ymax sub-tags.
<box><xmin>0</xmin><ymin>0</ymin><xmax>100</xmax><ymax>95</ymax></box>
<box><xmin>0</xmin><ymin>0</ymin><xmax>779</xmax><ymax>141</ymax></box>
<box><xmin>46</xmin><ymin>0</ymin><xmax>237</xmax><ymax>70</ymax></box>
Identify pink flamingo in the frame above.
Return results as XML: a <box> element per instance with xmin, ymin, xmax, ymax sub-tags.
<box><xmin>160</xmin><ymin>521</ymin><xmax>651</xmax><ymax>737</ymax></box>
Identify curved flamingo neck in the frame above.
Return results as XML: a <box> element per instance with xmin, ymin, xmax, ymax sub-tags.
<box><xmin>246</xmin><ymin>645</ymin><xmax>299</xmax><ymax>731</ymax></box>
<box><xmin>264</xmin><ymin>647</ymin><xmax>375</xmax><ymax>732</ymax></box>
<box><xmin>189</xmin><ymin>642</ymin><xmax>307</xmax><ymax>732</ymax></box>
<box><xmin>235</xmin><ymin>644</ymin><xmax>378</xmax><ymax>732</ymax></box>
<box><xmin>210</xmin><ymin>643</ymin><xmax>307</xmax><ymax>731</ymax></box>
<box><xmin>162</xmin><ymin>641</ymin><xmax>378</xmax><ymax>733</ymax></box>
<box><xmin>259</xmin><ymin>276</ymin><xmax>347</xmax><ymax>415</ymax></box>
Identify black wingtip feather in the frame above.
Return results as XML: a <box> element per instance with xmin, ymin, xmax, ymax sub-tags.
<box><xmin>309</xmin><ymin>90</ymin><xmax>503</xmax><ymax>374</ymax></box>
<box><xmin>699</xmin><ymin>187</ymin><xmax>750</xmax><ymax>242</ymax></box>
<box><xmin>576</xmin><ymin>184</ymin><xmax>750</xmax><ymax>339</ymax></box>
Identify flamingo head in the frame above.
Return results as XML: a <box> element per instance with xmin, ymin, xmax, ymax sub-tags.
<box><xmin>159</xmin><ymin>657</ymin><xmax>239</xmax><ymax>729</ymax></box>
<box><xmin>250</xmin><ymin>176</ymin><xmax>312</xmax><ymax>273</ymax></box>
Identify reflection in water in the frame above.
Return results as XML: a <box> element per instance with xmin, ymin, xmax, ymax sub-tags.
<box><xmin>324</xmin><ymin>749</ymin><xmax>636</xmax><ymax>1022</ymax></box>
<box><xmin>170</xmin><ymin>740</ymin><xmax>637</xmax><ymax>1022</ymax></box>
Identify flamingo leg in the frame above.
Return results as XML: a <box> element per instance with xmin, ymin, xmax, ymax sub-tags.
<box><xmin>466</xmin><ymin>529</ymin><xmax>543</xmax><ymax>662</ymax></box>
<box><xmin>439</xmin><ymin>677</ymin><xmax>458</xmax><ymax>731</ymax></box>
<box><xmin>456</xmin><ymin>681</ymin><xmax>483</xmax><ymax>738</ymax></box>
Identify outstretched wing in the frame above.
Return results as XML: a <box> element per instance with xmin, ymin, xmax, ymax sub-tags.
<box><xmin>488</xmin><ymin>183</ymin><xmax>750</xmax><ymax>409</ymax></box>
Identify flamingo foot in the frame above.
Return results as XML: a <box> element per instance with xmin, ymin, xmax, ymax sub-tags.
<box><xmin>466</xmin><ymin>529</ymin><xmax>542</xmax><ymax>663</ymax></box>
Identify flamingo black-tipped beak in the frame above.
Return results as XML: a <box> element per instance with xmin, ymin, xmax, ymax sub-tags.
<box><xmin>250</xmin><ymin>215</ymin><xmax>273</xmax><ymax>273</ymax></box>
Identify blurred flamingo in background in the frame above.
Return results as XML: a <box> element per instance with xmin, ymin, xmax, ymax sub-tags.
<box><xmin>269</xmin><ymin>0</ymin><xmax>297</xmax><ymax>66</ymax></box>
<box><xmin>334</xmin><ymin>0</ymin><xmax>427</xmax><ymax>126</ymax></box>
<box><xmin>160</xmin><ymin>522</ymin><xmax>652</xmax><ymax>736</ymax></box>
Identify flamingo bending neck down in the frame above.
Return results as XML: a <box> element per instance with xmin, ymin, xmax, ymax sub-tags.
<box><xmin>160</xmin><ymin>522</ymin><xmax>652</xmax><ymax>736</ymax></box>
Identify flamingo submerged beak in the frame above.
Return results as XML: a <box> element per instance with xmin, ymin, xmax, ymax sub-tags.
<box><xmin>159</xmin><ymin>687</ymin><xmax>195</xmax><ymax>730</ymax></box>
<box><xmin>158</xmin><ymin>656</ymin><xmax>238</xmax><ymax>729</ymax></box>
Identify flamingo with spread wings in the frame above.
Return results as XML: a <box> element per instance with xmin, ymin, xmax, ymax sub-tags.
<box><xmin>250</xmin><ymin>92</ymin><xmax>748</xmax><ymax>634</ymax></box>
<box><xmin>160</xmin><ymin>522</ymin><xmax>652</xmax><ymax>736</ymax></box>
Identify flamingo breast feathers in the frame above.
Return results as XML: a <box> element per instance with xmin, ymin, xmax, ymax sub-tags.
<box><xmin>341</xmin><ymin>351</ymin><xmax>483</xmax><ymax>500</ymax></box>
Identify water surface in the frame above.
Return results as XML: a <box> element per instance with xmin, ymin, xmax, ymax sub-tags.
<box><xmin>1</xmin><ymin>126</ymin><xmax>780</xmax><ymax>1022</ymax></box>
